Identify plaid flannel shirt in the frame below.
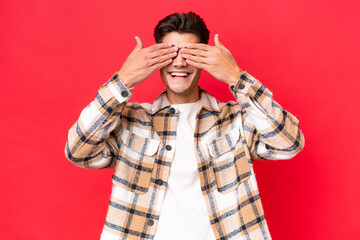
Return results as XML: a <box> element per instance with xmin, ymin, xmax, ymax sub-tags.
<box><xmin>65</xmin><ymin>71</ymin><xmax>305</xmax><ymax>240</ymax></box>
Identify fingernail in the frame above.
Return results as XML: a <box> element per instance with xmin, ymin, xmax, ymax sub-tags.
<box><xmin>168</xmin><ymin>43</ymin><xmax>173</xmax><ymax>46</ymax></box>
<box><xmin>185</xmin><ymin>43</ymin><xmax>190</xmax><ymax>48</ymax></box>
<box><xmin>173</xmin><ymin>47</ymin><xmax>178</xmax><ymax>51</ymax></box>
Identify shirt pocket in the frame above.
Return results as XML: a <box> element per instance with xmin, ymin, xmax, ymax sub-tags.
<box><xmin>112</xmin><ymin>128</ymin><xmax>160</xmax><ymax>194</ymax></box>
<box><xmin>207</xmin><ymin>127</ymin><xmax>251</xmax><ymax>194</ymax></box>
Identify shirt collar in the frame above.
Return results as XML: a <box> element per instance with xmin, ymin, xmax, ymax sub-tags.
<box><xmin>151</xmin><ymin>87</ymin><xmax>220</xmax><ymax>114</ymax></box>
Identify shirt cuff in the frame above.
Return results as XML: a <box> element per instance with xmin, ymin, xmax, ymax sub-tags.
<box><xmin>229</xmin><ymin>71</ymin><xmax>254</xmax><ymax>94</ymax></box>
<box><xmin>107</xmin><ymin>72</ymin><xmax>133</xmax><ymax>103</ymax></box>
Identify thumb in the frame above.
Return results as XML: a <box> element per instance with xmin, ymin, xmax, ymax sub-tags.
<box><xmin>134</xmin><ymin>36</ymin><xmax>143</xmax><ymax>50</ymax></box>
<box><xmin>214</xmin><ymin>34</ymin><xmax>228</xmax><ymax>51</ymax></box>
<box><xmin>214</xmin><ymin>34</ymin><xmax>223</xmax><ymax>47</ymax></box>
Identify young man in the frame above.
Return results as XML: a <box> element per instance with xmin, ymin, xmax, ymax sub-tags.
<box><xmin>65</xmin><ymin>12</ymin><xmax>304</xmax><ymax>240</ymax></box>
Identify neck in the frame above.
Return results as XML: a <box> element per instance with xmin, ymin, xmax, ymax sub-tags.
<box><xmin>166</xmin><ymin>86</ymin><xmax>200</xmax><ymax>104</ymax></box>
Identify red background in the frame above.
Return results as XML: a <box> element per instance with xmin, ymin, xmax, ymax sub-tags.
<box><xmin>1</xmin><ymin>0</ymin><xmax>359</xmax><ymax>239</ymax></box>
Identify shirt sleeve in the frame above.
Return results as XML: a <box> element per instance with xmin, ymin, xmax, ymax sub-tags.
<box><xmin>64</xmin><ymin>72</ymin><xmax>132</xmax><ymax>168</ymax></box>
<box><xmin>229</xmin><ymin>71</ymin><xmax>305</xmax><ymax>160</ymax></box>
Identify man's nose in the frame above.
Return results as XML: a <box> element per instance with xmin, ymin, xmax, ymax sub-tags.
<box><xmin>173</xmin><ymin>50</ymin><xmax>187</xmax><ymax>67</ymax></box>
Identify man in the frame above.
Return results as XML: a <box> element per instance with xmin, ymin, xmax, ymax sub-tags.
<box><xmin>65</xmin><ymin>12</ymin><xmax>304</xmax><ymax>240</ymax></box>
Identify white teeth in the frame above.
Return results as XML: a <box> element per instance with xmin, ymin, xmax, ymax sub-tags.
<box><xmin>170</xmin><ymin>72</ymin><xmax>189</xmax><ymax>77</ymax></box>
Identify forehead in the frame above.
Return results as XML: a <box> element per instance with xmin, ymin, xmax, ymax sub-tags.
<box><xmin>162</xmin><ymin>32</ymin><xmax>200</xmax><ymax>48</ymax></box>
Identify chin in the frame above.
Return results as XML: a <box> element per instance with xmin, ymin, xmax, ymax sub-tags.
<box><xmin>166</xmin><ymin>79</ymin><xmax>197</xmax><ymax>95</ymax></box>
<box><xmin>168</xmin><ymin>85</ymin><xmax>192</xmax><ymax>95</ymax></box>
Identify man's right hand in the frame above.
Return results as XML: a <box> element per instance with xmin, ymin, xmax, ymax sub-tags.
<box><xmin>117</xmin><ymin>36</ymin><xmax>178</xmax><ymax>88</ymax></box>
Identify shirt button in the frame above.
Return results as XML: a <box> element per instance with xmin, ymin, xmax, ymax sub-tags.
<box><xmin>169</xmin><ymin>108</ymin><xmax>175</xmax><ymax>114</ymax></box>
<box><xmin>121</xmin><ymin>91</ymin><xmax>129</xmax><ymax>97</ymax></box>
<box><xmin>238</xmin><ymin>83</ymin><xmax>245</xmax><ymax>89</ymax></box>
<box><xmin>156</xmin><ymin>179</ymin><xmax>163</xmax><ymax>185</ymax></box>
<box><xmin>147</xmin><ymin>219</ymin><xmax>154</xmax><ymax>226</ymax></box>
<box><xmin>165</xmin><ymin>145</ymin><xmax>172</xmax><ymax>151</ymax></box>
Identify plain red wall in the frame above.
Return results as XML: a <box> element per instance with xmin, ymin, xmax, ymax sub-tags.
<box><xmin>1</xmin><ymin>0</ymin><xmax>359</xmax><ymax>239</ymax></box>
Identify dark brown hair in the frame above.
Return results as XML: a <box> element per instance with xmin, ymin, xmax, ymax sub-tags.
<box><xmin>154</xmin><ymin>12</ymin><xmax>210</xmax><ymax>44</ymax></box>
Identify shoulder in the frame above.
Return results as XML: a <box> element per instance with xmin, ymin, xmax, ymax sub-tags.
<box><xmin>217</xmin><ymin>99</ymin><xmax>242</xmax><ymax>114</ymax></box>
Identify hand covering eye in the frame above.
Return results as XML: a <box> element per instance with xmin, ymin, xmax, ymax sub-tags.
<box><xmin>172</xmin><ymin>47</ymin><xmax>185</xmax><ymax>60</ymax></box>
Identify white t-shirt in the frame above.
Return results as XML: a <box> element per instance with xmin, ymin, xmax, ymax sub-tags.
<box><xmin>154</xmin><ymin>100</ymin><xmax>216</xmax><ymax>240</ymax></box>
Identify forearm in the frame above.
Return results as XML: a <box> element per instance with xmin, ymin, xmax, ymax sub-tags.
<box><xmin>230</xmin><ymin>71</ymin><xmax>305</xmax><ymax>160</ymax></box>
<box><xmin>64</xmin><ymin>73</ymin><xmax>132</xmax><ymax>168</ymax></box>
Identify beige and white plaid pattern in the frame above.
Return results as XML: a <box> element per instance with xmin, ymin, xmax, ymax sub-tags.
<box><xmin>65</xmin><ymin>71</ymin><xmax>305</xmax><ymax>240</ymax></box>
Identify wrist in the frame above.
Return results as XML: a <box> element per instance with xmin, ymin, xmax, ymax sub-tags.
<box><xmin>227</xmin><ymin>67</ymin><xmax>244</xmax><ymax>86</ymax></box>
<box><xmin>117</xmin><ymin>72</ymin><xmax>135</xmax><ymax>89</ymax></box>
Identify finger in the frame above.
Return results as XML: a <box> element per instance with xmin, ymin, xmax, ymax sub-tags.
<box><xmin>214</xmin><ymin>34</ymin><xmax>223</xmax><ymax>48</ymax></box>
<box><xmin>146</xmin><ymin>42</ymin><xmax>174</xmax><ymax>52</ymax></box>
<box><xmin>150</xmin><ymin>51</ymin><xmax>178</xmax><ymax>66</ymax></box>
<box><xmin>184</xmin><ymin>43</ymin><xmax>211</xmax><ymax>51</ymax></box>
<box><xmin>134</xmin><ymin>36</ymin><xmax>143</xmax><ymax>50</ymax></box>
<box><xmin>180</xmin><ymin>48</ymin><xmax>209</xmax><ymax>58</ymax></box>
<box><xmin>214</xmin><ymin>34</ymin><xmax>230</xmax><ymax>52</ymax></box>
<box><xmin>185</xmin><ymin>59</ymin><xmax>208</xmax><ymax>70</ymax></box>
<box><xmin>149</xmin><ymin>46</ymin><xmax>178</xmax><ymax>59</ymax></box>
<box><xmin>181</xmin><ymin>53</ymin><xmax>208</xmax><ymax>64</ymax></box>
<box><xmin>150</xmin><ymin>58</ymin><xmax>173</xmax><ymax>71</ymax></box>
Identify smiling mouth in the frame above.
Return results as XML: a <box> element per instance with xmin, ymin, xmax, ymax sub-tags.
<box><xmin>169</xmin><ymin>72</ymin><xmax>190</xmax><ymax>79</ymax></box>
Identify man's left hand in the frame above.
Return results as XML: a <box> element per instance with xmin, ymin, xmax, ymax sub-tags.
<box><xmin>180</xmin><ymin>34</ymin><xmax>244</xmax><ymax>85</ymax></box>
